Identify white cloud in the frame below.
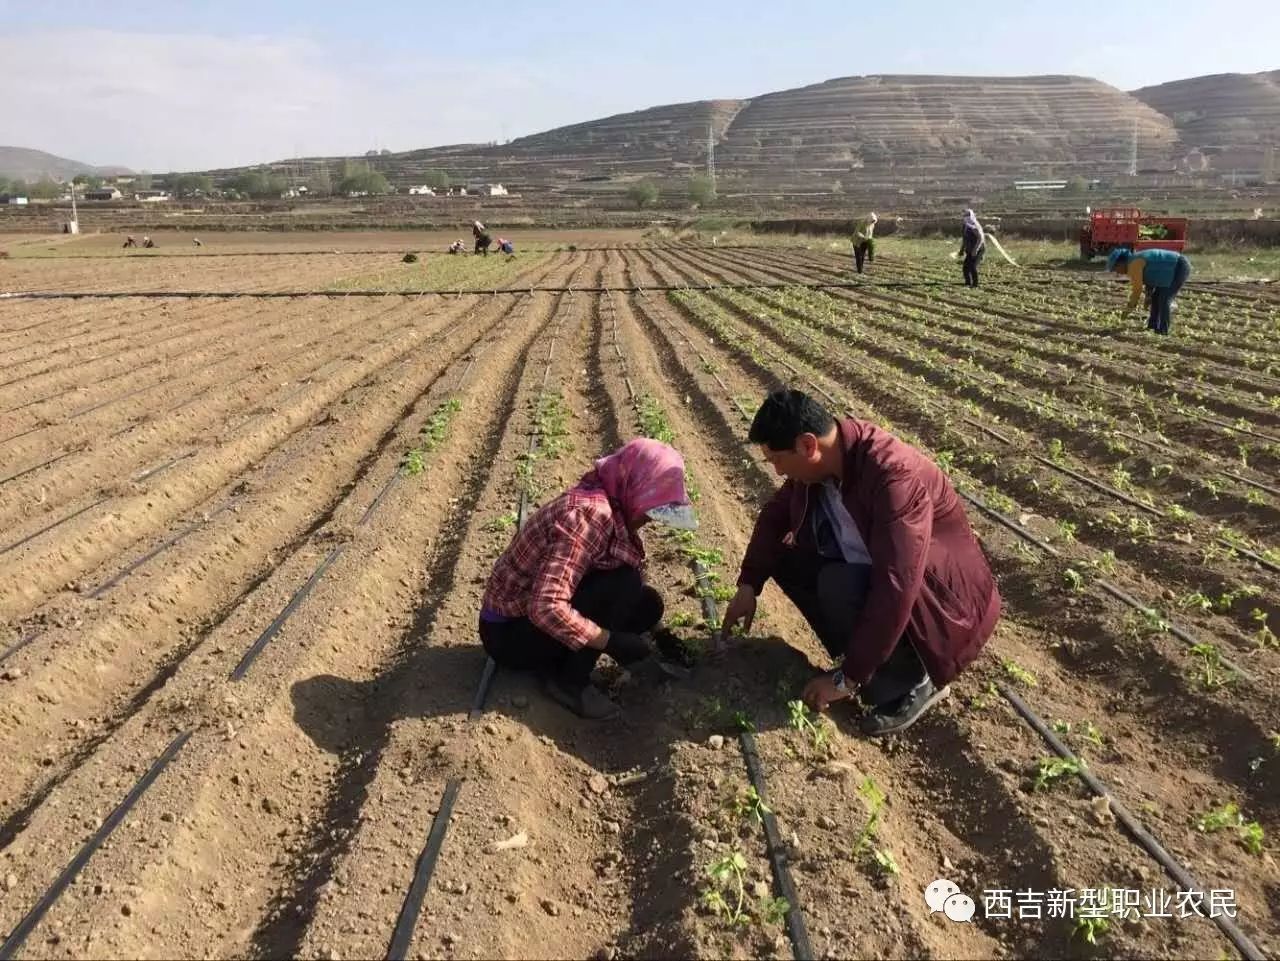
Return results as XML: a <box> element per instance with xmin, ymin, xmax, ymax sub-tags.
<box><xmin>0</xmin><ymin>29</ymin><xmax>575</xmax><ymax>170</ymax></box>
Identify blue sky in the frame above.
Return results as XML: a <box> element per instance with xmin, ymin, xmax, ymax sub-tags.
<box><xmin>2</xmin><ymin>0</ymin><xmax>1277</xmax><ymax>171</ymax></box>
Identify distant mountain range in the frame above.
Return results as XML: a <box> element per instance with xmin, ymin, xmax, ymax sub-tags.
<box><xmin>0</xmin><ymin>146</ymin><xmax>132</xmax><ymax>182</ymax></box>
<box><xmin>9</xmin><ymin>69</ymin><xmax>1277</xmax><ymax>196</ymax></box>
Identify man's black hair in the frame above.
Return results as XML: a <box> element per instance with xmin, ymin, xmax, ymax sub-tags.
<box><xmin>748</xmin><ymin>388</ymin><xmax>836</xmax><ymax>451</ymax></box>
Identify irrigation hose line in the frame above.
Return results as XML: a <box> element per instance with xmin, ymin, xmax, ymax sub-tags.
<box><xmin>0</xmin><ymin>730</ymin><xmax>195</xmax><ymax>960</ymax></box>
<box><xmin>1000</xmin><ymin>685</ymin><xmax>1267</xmax><ymax>961</ymax></box>
<box><xmin>392</xmin><ymin>288</ymin><xmax>574</xmax><ymax>958</ymax></box>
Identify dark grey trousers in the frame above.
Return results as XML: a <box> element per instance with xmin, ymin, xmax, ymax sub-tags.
<box><xmin>774</xmin><ymin>560</ymin><xmax>929</xmax><ymax>708</ymax></box>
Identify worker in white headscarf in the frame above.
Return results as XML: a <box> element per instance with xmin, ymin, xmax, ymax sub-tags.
<box><xmin>959</xmin><ymin>210</ymin><xmax>985</xmax><ymax>288</ymax></box>
<box><xmin>853</xmin><ymin>212</ymin><xmax>878</xmax><ymax>274</ymax></box>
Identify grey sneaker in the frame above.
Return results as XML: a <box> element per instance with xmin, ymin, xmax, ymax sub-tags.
<box><xmin>545</xmin><ymin>676</ymin><xmax>620</xmax><ymax>720</ymax></box>
<box><xmin>858</xmin><ymin>681</ymin><xmax>951</xmax><ymax>737</ymax></box>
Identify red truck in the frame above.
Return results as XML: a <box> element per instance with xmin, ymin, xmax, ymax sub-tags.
<box><xmin>1079</xmin><ymin>208</ymin><xmax>1188</xmax><ymax>260</ymax></box>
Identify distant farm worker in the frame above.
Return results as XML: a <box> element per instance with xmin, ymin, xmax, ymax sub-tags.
<box><xmin>852</xmin><ymin>212</ymin><xmax>877</xmax><ymax>274</ymax></box>
<box><xmin>122</xmin><ymin>235</ymin><xmax>137</xmax><ymax>248</ymax></box>
<box><xmin>959</xmin><ymin>209</ymin><xmax>985</xmax><ymax>288</ymax></box>
<box><xmin>192</xmin><ymin>237</ymin><xmax>203</xmax><ymax>247</ymax></box>
<box><xmin>448</xmin><ymin>239</ymin><xmax>464</xmax><ymax>255</ymax></box>
<box><xmin>479</xmin><ymin>438</ymin><xmax>698</xmax><ymax>719</ymax></box>
<box><xmin>472</xmin><ymin>220</ymin><xmax>493</xmax><ymax>256</ymax></box>
<box><xmin>142</xmin><ymin>235</ymin><xmax>156</xmax><ymax>249</ymax></box>
<box><xmin>720</xmin><ymin>389</ymin><xmax>1002</xmax><ymax>736</ymax></box>
<box><xmin>1107</xmin><ymin>247</ymin><xmax>1192</xmax><ymax>336</ymax></box>
<box><xmin>497</xmin><ymin>237</ymin><xmax>515</xmax><ymax>255</ymax></box>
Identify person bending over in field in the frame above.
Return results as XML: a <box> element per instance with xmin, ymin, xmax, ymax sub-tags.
<box><xmin>1107</xmin><ymin>247</ymin><xmax>1191</xmax><ymax>336</ymax></box>
<box><xmin>720</xmin><ymin>389</ymin><xmax>1002</xmax><ymax>736</ymax></box>
<box><xmin>448</xmin><ymin>239</ymin><xmax>464</xmax><ymax>255</ymax></box>
<box><xmin>479</xmin><ymin>438</ymin><xmax>698</xmax><ymax>719</ymax></box>
<box><xmin>496</xmin><ymin>237</ymin><xmax>515</xmax><ymax>255</ymax></box>
<box><xmin>959</xmin><ymin>209</ymin><xmax>985</xmax><ymax>288</ymax></box>
<box><xmin>472</xmin><ymin>220</ymin><xmax>493</xmax><ymax>256</ymax></box>
<box><xmin>853</xmin><ymin>211</ymin><xmax>877</xmax><ymax>274</ymax></box>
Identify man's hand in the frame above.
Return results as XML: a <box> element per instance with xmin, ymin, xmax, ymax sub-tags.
<box><xmin>717</xmin><ymin>585</ymin><xmax>756</xmax><ymax>650</ymax></box>
<box><xmin>587</xmin><ymin>627</ymin><xmax>610</xmax><ymax>651</ymax></box>
<box><xmin>803</xmin><ymin>672</ymin><xmax>853</xmax><ymax>712</ymax></box>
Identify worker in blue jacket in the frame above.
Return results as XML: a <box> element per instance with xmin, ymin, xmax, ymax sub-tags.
<box><xmin>1107</xmin><ymin>247</ymin><xmax>1192</xmax><ymax>335</ymax></box>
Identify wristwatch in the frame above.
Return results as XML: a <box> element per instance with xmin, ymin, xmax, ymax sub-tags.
<box><xmin>831</xmin><ymin>669</ymin><xmax>850</xmax><ymax>695</ymax></box>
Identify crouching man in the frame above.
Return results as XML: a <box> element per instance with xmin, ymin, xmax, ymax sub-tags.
<box><xmin>720</xmin><ymin>389</ymin><xmax>1001</xmax><ymax>735</ymax></box>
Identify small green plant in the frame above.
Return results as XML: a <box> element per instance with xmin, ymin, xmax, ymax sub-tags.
<box><xmin>702</xmin><ymin>851</ymin><xmax>749</xmax><ymax>927</ymax></box>
<box><xmin>1249</xmin><ymin>609</ymin><xmax>1277</xmax><ymax>650</ymax></box>
<box><xmin>730</xmin><ymin>785</ymin><xmax>771</xmax><ymax>824</ymax></box>
<box><xmin>1269</xmin><ymin>731</ymin><xmax>1280</xmax><ymax>753</ymax></box>
<box><xmin>1241</xmin><ymin>821</ymin><xmax>1265</xmax><ymax>855</ymax></box>
<box><xmin>1002</xmin><ymin>658</ymin><xmax>1038</xmax><ymax>687</ymax></box>
<box><xmin>1073</xmin><ymin>908</ymin><xmax>1110</xmax><ymax>945</ymax></box>
<box><xmin>1089</xmin><ymin>550</ymin><xmax>1117</xmax><ymax>575</ymax></box>
<box><xmin>636</xmin><ymin>395</ymin><xmax>676</xmax><ymax>444</ymax></box>
<box><xmin>731</xmin><ymin>710</ymin><xmax>756</xmax><ymax>733</ymax></box>
<box><xmin>1196</xmin><ymin>803</ymin><xmax>1265</xmax><ymax>854</ymax></box>
<box><xmin>872</xmin><ymin>849</ymin><xmax>900</xmax><ymax>876</ymax></box>
<box><xmin>666</xmin><ymin>611</ymin><xmax>699</xmax><ymax>628</ymax></box>
<box><xmin>1033</xmin><ymin>756</ymin><xmax>1084</xmax><ymax>791</ymax></box>
<box><xmin>853</xmin><ymin>777</ymin><xmax>887</xmax><ymax>857</ymax></box>
<box><xmin>786</xmin><ymin>699</ymin><xmax>830</xmax><ymax>753</ymax></box>
<box><xmin>1189</xmin><ymin>642</ymin><xmax>1229</xmax><ymax>690</ymax></box>
<box><xmin>484</xmin><ymin>510</ymin><xmax>517</xmax><ymax>533</ymax></box>
<box><xmin>1063</xmin><ymin>568</ymin><xmax>1086</xmax><ymax>592</ymax></box>
<box><xmin>1056</xmin><ymin>520</ymin><xmax>1078</xmax><ymax>543</ymax></box>
<box><xmin>756</xmin><ymin>895</ymin><xmax>791</xmax><ymax>925</ymax></box>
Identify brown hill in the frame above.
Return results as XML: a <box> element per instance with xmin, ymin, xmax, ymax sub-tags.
<box><xmin>0</xmin><ymin>146</ymin><xmax>131</xmax><ymax>182</ymax></box>
<box><xmin>1132</xmin><ymin>71</ymin><xmax>1280</xmax><ymax>175</ymax></box>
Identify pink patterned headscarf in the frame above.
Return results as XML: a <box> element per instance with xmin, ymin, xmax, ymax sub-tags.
<box><xmin>577</xmin><ymin>438</ymin><xmax>690</xmax><ymax>524</ymax></box>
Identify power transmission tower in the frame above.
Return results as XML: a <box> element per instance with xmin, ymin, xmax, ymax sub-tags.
<box><xmin>707</xmin><ymin>123</ymin><xmax>716</xmax><ymax>192</ymax></box>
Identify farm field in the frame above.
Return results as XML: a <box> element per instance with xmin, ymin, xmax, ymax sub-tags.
<box><xmin>0</xmin><ymin>240</ymin><xmax>1278</xmax><ymax>961</ymax></box>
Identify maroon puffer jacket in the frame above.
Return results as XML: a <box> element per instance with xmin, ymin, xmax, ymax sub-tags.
<box><xmin>738</xmin><ymin>418</ymin><xmax>1001</xmax><ymax>686</ymax></box>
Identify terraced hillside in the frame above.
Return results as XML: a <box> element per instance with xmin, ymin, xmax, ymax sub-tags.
<box><xmin>1133</xmin><ymin>71</ymin><xmax>1280</xmax><ymax>176</ymax></box>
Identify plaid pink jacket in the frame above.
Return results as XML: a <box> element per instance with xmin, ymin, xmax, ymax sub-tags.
<box><xmin>482</xmin><ymin>488</ymin><xmax>645</xmax><ymax>649</ymax></box>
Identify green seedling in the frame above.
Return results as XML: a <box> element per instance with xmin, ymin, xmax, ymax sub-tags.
<box><xmin>701</xmin><ymin>851</ymin><xmax>750</xmax><ymax>927</ymax></box>
<box><xmin>636</xmin><ymin>395</ymin><xmax>676</xmax><ymax>444</ymax></box>
<box><xmin>1251</xmin><ymin>610</ymin><xmax>1277</xmax><ymax>650</ymax></box>
<box><xmin>853</xmin><ymin>777</ymin><xmax>886</xmax><ymax>857</ymax></box>
<box><xmin>1179</xmin><ymin>591</ymin><xmax>1214</xmax><ymax>614</ymax></box>
<box><xmin>1047</xmin><ymin>438</ymin><xmax>1066</xmax><ymax>464</ymax></box>
<box><xmin>1197</xmin><ymin>802</ymin><xmax>1242</xmax><ymax>834</ymax></box>
<box><xmin>1089</xmin><ymin>550</ymin><xmax>1117</xmax><ymax>575</ymax></box>
<box><xmin>484</xmin><ymin>510</ymin><xmax>517</xmax><ymax>533</ymax></box>
<box><xmin>666</xmin><ymin>612</ymin><xmax>699</xmax><ymax>628</ymax></box>
<box><xmin>756</xmin><ymin>895</ymin><xmax>791</xmax><ymax>926</ymax></box>
<box><xmin>403</xmin><ymin>449</ymin><xmax>427</xmax><ymax>476</ymax></box>
<box><xmin>1189</xmin><ymin>642</ymin><xmax>1229</xmax><ymax>690</ymax></box>
<box><xmin>1241</xmin><ymin>821</ymin><xmax>1265</xmax><ymax>855</ymax></box>
<box><xmin>1073</xmin><ymin>908</ymin><xmax>1110</xmax><ymax>945</ymax></box>
<box><xmin>1269</xmin><ymin>731</ymin><xmax>1280</xmax><ymax>753</ymax></box>
<box><xmin>731</xmin><ymin>710</ymin><xmax>756</xmax><ymax>733</ymax></box>
<box><xmin>1063</xmin><ymin>568</ymin><xmax>1086</xmax><ymax>593</ymax></box>
<box><xmin>1056</xmin><ymin>520</ymin><xmax>1078</xmax><ymax>543</ymax></box>
<box><xmin>1216</xmin><ymin>585</ymin><xmax>1262</xmax><ymax>612</ymax></box>
<box><xmin>872</xmin><ymin>849</ymin><xmax>900</xmax><ymax>877</ymax></box>
<box><xmin>1033</xmin><ymin>756</ymin><xmax>1084</xmax><ymax>791</ymax></box>
<box><xmin>786</xmin><ymin>699</ymin><xmax>830</xmax><ymax>753</ymax></box>
<box><xmin>1001</xmin><ymin>659</ymin><xmax>1038</xmax><ymax>687</ymax></box>
<box><xmin>730</xmin><ymin>785</ymin><xmax>771</xmax><ymax>824</ymax></box>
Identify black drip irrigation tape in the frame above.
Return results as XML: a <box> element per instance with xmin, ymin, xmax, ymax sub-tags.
<box><xmin>384</xmin><ymin>779</ymin><xmax>462</xmax><ymax>961</ymax></box>
<box><xmin>389</xmin><ymin>287</ymin><xmax>570</xmax><ymax>956</ymax></box>
<box><xmin>615</xmin><ymin>287</ymin><xmax>813</xmax><ymax>961</ymax></box>
<box><xmin>87</xmin><ymin>498</ymin><xmax>241</xmax><ymax>599</ymax></box>
<box><xmin>230</xmin><ymin>546</ymin><xmax>346</xmax><ymax>681</ymax></box>
<box><xmin>690</xmin><ymin>555</ymin><xmax>812</xmax><ymax>961</ymax></box>
<box><xmin>0</xmin><ymin>630</ymin><xmax>40</xmax><ymax>668</ymax></box>
<box><xmin>999</xmin><ymin>685</ymin><xmax>1267</xmax><ymax>961</ymax></box>
<box><xmin>0</xmin><ymin>497</ymin><xmax>107</xmax><ymax>557</ymax></box>
<box><xmin>0</xmin><ymin>729</ymin><xmax>194</xmax><ymax>960</ymax></box>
